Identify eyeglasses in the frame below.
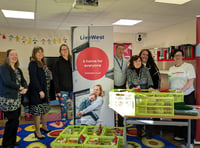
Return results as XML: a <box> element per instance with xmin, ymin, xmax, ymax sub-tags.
<box><xmin>174</xmin><ymin>54</ymin><xmax>183</xmax><ymax>57</ymax></box>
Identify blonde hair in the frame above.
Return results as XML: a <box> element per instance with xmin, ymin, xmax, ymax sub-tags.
<box><xmin>95</xmin><ymin>84</ymin><xmax>103</xmax><ymax>97</ymax></box>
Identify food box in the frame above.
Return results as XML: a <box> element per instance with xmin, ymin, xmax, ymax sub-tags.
<box><xmin>51</xmin><ymin>135</ymin><xmax>83</xmax><ymax>148</ymax></box>
<box><xmin>109</xmin><ymin>89</ymin><xmax>135</xmax><ymax>116</ymax></box>
<box><xmin>82</xmin><ymin>126</ymin><xmax>103</xmax><ymax>136</ymax></box>
<box><xmin>101</xmin><ymin>126</ymin><xmax>124</xmax><ymax>136</ymax></box>
<box><xmin>83</xmin><ymin>136</ymin><xmax>119</xmax><ymax>148</ymax></box>
<box><xmin>135</xmin><ymin>93</ymin><xmax>174</xmax><ymax>116</ymax></box>
<box><xmin>61</xmin><ymin>125</ymin><xmax>86</xmax><ymax>136</ymax></box>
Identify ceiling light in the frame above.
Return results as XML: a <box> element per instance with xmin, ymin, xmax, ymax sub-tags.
<box><xmin>1</xmin><ymin>9</ymin><xmax>34</xmax><ymax>19</ymax></box>
<box><xmin>112</xmin><ymin>19</ymin><xmax>142</xmax><ymax>26</ymax></box>
<box><xmin>155</xmin><ymin>0</ymin><xmax>191</xmax><ymax>5</ymax></box>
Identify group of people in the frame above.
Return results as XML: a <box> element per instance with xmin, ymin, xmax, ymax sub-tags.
<box><xmin>114</xmin><ymin>43</ymin><xmax>196</xmax><ymax>142</ymax></box>
<box><xmin>0</xmin><ymin>44</ymin><xmax>104</xmax><ymax>148</ymax></box>
<box><xmin>0</xmin><ymin>43</ymin><xmax>196</xmax><ymax>147</ymax></box>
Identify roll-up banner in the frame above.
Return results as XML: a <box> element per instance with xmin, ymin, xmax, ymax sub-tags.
<box><xmin>71</xmin><ymin>26</ymin><xmax>114</xmax><ymax>126</ymax></box>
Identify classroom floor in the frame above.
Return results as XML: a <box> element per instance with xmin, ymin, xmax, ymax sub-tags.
<box><xmin>0</xmin><ymin>117</ymin><xmax>200</xmax><ymax>148</ymax></box>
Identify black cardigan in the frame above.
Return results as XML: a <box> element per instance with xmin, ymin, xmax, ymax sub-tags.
<box><xmin>0</xmin><ymin>63</ymin><xmax>27</xmax><ymax>99</ymax></box>
<box><xmin>28</xmin><ymin>61</ymin><xmax>48</xmax><ymax>105</ymax></box>
<box><xmin>52</xmin><ymin>56</ymin><xmax>73</xmax><ymax>93</ymax></box>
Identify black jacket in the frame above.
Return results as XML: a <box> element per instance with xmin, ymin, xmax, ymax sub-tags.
<box><xmin>146</xmin><ymin>63</ymin><xmax>160</xmax><ymax>89</ymax></box>
<box><xmin>52</xmin><ymin>56</ymin><xmax>73</xmax><ymax>93</ymax></box>
<box><xmin>28</xmin><ymin>61</ymin><xmax>49</xmax><ymax>105</ymax></box>
<box><xmin>0</xmin><ymin>63</ymin><xmax>27</xmax><ymax>99</ymax></box>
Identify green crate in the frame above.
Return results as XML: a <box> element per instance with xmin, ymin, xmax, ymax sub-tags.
<box><xmin>117</xmin><ymin>137</ymin><xmax>124</xmax><ymax>148</ymax></box>
<box><xmin>135</xmin><ymin>96</ymin><xmax>174</xmax><ymax>116</ymax></box>
<box><xmin>84</xmin><ymin>136</ymin><xmax>118</xmax><ymax>148</ymax></box>
<box><xmin>134</xmin><ymin>89</ymin><xmax>184</xmax><ymax>103</ymax></box>
<box><xmin>61</xmin><ymin>125</ymin><xmax>86</xmax><ymax>136</ymax></box>
<box><xmin>51</xmin><ymin>134</ymin><xmax>83</xmax><ymax>148</ymax></box>
<box><xmin>101</xmin><ymin>127</ymin><xmax>123</xmax><ymax>136</ymax></box>
<box><xmin>82</xmin><ymin>126</ymin><xmax>103</xmax><ymax>136</ymax></box>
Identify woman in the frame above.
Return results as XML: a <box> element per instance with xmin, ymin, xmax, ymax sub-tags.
<box><xmin>28</xmin><ymin>47</ymin><xmax>52</xmax><ymax>139</ymax></box>
<box><xmin>127</xmin><ymin>55</ymin><xmax>153</xmax><ymax>140</ymax></box>
<box><xmin>139</xmin><ymin>49</ymin><xmax>160</xmax><ymax>89</ymax></box>
<box><xmin>0</xmin><ymin>49</ymin><xmax>27</xmax><ymax>148</ymax></box>
<box><xmin>52</xmin><ymin>44</ymin><xmax>73</xmax><ymax>125</ymax></box>
<box><xmin>168</xmin><ymin>49</ymin><xmax>196</xmax><ymax>142</ymax></box>
<box><xmin>77</xmin><ymin>84</ymin><xmax>103</xmax><ymax>126</ymax></box>
<box><xmin>127</xmin><ymin>55</ymin><xmax>153</xmax><ymax>89</ymax></box>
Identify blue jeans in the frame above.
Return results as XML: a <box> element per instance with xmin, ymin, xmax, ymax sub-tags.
<box><xmin>58</xmin><ymin>91</ymin><xmax>73</xmax><ymax>121</ymax></box>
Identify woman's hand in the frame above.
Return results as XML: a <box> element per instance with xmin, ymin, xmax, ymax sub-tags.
<box><xmin>39</xmin><ymin>91</ymin><xmax>45</xmax><ymax>99</ymax></box>
<box><xmin>20</xmin><ymin>88</ymin><xmax>28</xmax><ymax>94</ymax></box>
<box><xmin>77</xmin><ymin>111</ymin><xmax>83</xmax><ymax>116</ymax></box>
<box><xmin>149</xmin><ymin>87</ymin><xmax>154</xmax><ymax>91</ymax></box>
<box><xmin>56</xmin><ymin>93</ymin><xmax>61</xmax><ymax>100</ymax></box>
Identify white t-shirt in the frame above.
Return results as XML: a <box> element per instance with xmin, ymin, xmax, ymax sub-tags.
<box><xmin>168</xmin><ymin>62</ymin><xmax>196</xmax><ymax>95</ymax></box>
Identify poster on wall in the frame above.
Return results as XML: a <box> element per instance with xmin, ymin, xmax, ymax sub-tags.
<box><xmin>114</xmin><ymin>43</ymin><xmax>132</xmax><ymax>65</ymax></box>
<box><xmin>71</xmin><ymin>26</ymin><xmax>114</xmax><ymax>126</ymax></box>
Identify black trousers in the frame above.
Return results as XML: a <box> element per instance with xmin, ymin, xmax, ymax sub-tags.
<box><xmin>2</xmin><ymin>108</ymin><xmax>20</xmax><ymax>147</ymax></box>
<box><xmin>114</xmin><ymin>84</ymin><xmax>126</xmax><ymax>127</ymax></box>
<box><xmin>174</xmin><ymin>91</ymin><xmax>196</xmax><ymax>142</ymax></box>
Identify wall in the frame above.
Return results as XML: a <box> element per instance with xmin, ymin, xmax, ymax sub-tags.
<box><xmin>114</xmin><ymin>18</ymin><xmax>196</xmax><ymax>54</ymax></box>
<box><xmin>0</xmin><ymin>27</ymin><xmax>70</xmax><ymax>81</ymax></box>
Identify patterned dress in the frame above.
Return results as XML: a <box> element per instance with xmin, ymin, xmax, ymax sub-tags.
<box><xmin>0</xmin><ymin>69</ymin><xmax>21</xmax><ymax>112</ymax></box>
<box><xmin>29</xmin><ymin>64</ymin><xmax>52</xmax><ymax>115</ymax></box>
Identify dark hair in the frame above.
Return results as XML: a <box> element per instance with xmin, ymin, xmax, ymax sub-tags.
<box><xmin>116</xmin><ymin>43</ymin><xmax>124</xmax><ymax>50</ymax></box>
<box><xmin>4</xmin><ymin>49</ymin><xmax>19</xmax><ymax>68</ymax></box>
<box><xmin>172</xmin><ymin>49</ymin><xmax>184</xmax><ymax>57</ymax></box>
<box><xmin>59</xmin><ymin>44</ymin><xmax>72</xmax><ymax>63</ymax></box>
<box><xmin>139</xmin><ymin>49</ymin><xmax>159</xmax><ymax>70</ymax></box>
<box><xmin>30</xmin><ymin>46</ymin><xmax>46</xmax><ymax>67</ymax></box>
<box><xmin>128</xmin><ymin>55</ymin><xmax>143</xmax><ymax>69</ymax></box>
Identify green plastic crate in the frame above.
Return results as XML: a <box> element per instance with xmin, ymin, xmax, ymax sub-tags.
<box><xmin>83</xmin><ymin>136</ymin><xmax>118</xmax><ymax>148</ymax></box>
<box><xmin>61</xmin><ymin>125</ymin><xmax>86</xmax><ymax>136</ymax></box>
<box><xmin>135</xmin><ymin>96</ymin><xmax>174</xmax><ymax>116</ymax></box>
<box><xmin>117</xmin><ymin>136</ymin><xmax>124</xmax><ymax>148</ymax></box>
<box><xmin>51</xmin><ymin>134</ymin><xmax>83</xmax><ymax>148</ymax></box>
<box><xmin>82</xmin><ymin>126</ymin><xmax>103</xmax><ymax>136</ymax></box>
<box><xmin>134</xmin><ymin>89</ymin><xmax>184</xmax><ymax>103</ymax></box>
<box><xmin>101</xmin><ymin>127</ymin><xmax>123</xmax><ymax>136</ymax></box>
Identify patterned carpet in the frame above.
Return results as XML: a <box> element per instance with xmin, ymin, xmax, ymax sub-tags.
<box><xmin>0</xmin><ymin>120</ymin><xmax>178</xmax><ymax>148</ymax></box>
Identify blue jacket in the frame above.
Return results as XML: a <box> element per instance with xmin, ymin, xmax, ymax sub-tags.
<box><xmin>0</xmin><ymin>63</ymin><xmax>27</xmax><ymax>99</ymax></box>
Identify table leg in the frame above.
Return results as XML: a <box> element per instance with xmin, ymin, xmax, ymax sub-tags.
<box><xmin>124</xmin><ymin>117</ymin><xmax>128</xmax><ymax>148</ymax></box>
<box><xmin>187</xmin><ymin>119</ymin><xmax>192</xmax><ymax>148</ymax></box>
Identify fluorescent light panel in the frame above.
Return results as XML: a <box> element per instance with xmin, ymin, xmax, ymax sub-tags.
<box><xmin>155</xmin><ymin>0</ymin><xmax>191</xmax><ymax>5</ymax></box>
<box><xmin>1</xmin><ymin>9</ymin><xmax>34</xmax><ymax>19</ymax></box>
<box><xmin>113</xmin><ymin>19</ymin><xmax>142</xmax><ymax>26</ymax></box>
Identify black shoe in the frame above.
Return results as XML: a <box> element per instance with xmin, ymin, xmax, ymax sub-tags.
<box><xmin>40</xmin><ymin>128</ymin><xmax>51</xmax><ymax>133</ymax></box>
<box><xmin>34</xmin><ymin>132</ymin><xmax>45</xmax><ymax>140</ymax></box>
<box><xmin>14</xmin><ymin>142</ymin><xmax>20</xmax><ymax>145</ymax></box>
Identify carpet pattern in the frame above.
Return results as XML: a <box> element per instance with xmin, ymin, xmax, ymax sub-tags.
<box><xmin>0</xmin><ymin>121</ymin><xmax>178</xmax><ymax>148</ymax></box>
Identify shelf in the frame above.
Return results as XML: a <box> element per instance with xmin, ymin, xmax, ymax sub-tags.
<box><xmin>157</xmin><ymin>58</ymin><xmax>196</xmax><ymax>62</ymax></box>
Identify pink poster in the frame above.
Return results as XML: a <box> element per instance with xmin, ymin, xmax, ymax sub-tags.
<box><xmin>114</xmin><ymin>43</ymin><xmax>132</xmax><ymax>65</ymax></box>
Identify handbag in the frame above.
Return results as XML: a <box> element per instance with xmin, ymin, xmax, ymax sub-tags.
<box><xmin>21</xmin><ymin>93</ymin><xmax>30</xmax><ymax>107</ymax></box>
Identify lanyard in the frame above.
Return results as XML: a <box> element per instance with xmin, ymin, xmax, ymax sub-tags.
<box><xmin>114</xmin><ymin>55</ymin><xmax>123</xmax><ymax>70</ymax></box>
<box><xmin>134</xmin><ymin>68</ymin><xmax>142</xmax><ymax>83</ymax></box>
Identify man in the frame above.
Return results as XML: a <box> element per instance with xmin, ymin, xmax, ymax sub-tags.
<box><xmin>114</xmin><ymin>43</ymin><xmax>128</xmax><ymax>126</ymax></box>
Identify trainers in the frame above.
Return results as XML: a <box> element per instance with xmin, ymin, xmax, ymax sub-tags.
<box><xmin>174</xmin><ymin>136</ymin><xmax>184</xmax><ymax>141</ymax></box>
